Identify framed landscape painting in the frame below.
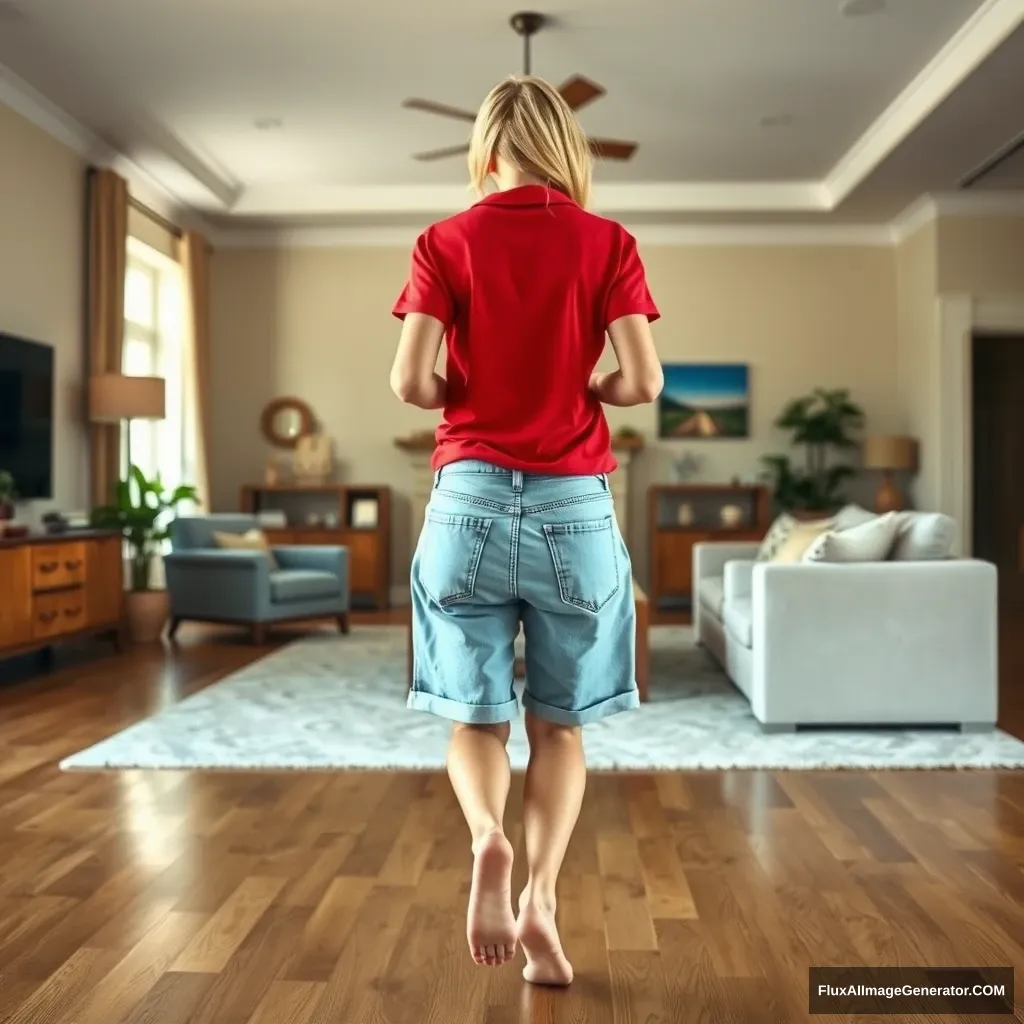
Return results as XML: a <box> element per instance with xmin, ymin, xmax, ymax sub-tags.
<box><xmin>658</xmin><ymin>363</ymin><xmax>750</xmax><ymax>439</ymax></box>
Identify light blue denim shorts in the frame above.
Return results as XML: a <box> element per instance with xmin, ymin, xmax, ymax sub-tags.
<box><xmin>409</xmin><ymin>459</ymin><xmax>639</xmax><ymax>726</ymax></box>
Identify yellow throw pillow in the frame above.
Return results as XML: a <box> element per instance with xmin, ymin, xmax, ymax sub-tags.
<box><xmin>212</xmin><ymin>529</ymin><xmax>278</xmax><ymax>569</ymax></box>
<box><xmin>769</xmin><ymin>518</ymin><xmax>835</xmax><ymax>563</ymax></box>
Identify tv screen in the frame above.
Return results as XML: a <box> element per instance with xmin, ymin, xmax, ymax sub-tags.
<box><xmin>0</xmin><ymin>333</ymin><xmax>54</xmax><ymax>500</ymax></box>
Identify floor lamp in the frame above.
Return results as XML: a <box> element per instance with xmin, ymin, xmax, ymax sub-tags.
<box><xmin>88</xmin><ymin>373</ymin><xmax>167</xmax><ymax>478</ymax></box>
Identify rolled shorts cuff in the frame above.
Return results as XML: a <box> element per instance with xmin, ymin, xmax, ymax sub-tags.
<box><xmin>522</xmin><ymin>686</ymin><xmax>640</xmax><ymax>727</ymax></box>
<box><xmin>407</xmin><ymin>689</ymin><xmax>519</xmax><ymax>724</ymax></box>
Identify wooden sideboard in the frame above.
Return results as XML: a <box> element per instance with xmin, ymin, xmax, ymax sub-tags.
<box><xmin>240</xmin><ymin>484</ymin><xmax>391</xmax><ymax>609</ymax></box>
<box><xmin>649</xmin><ymin>484</ymin><xmax>770</xmax><ymax>619</ymax></box>
<box><xmin>0</xmin><ymin>531</ymin><xmax>124</xmax><ymax>660</ymax></box>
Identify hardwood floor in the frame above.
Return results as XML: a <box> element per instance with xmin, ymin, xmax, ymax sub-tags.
<box><xmin>0</xmin><ymin>614</ymin><xmax>1022</xmax><ymax>1023</ymax></box>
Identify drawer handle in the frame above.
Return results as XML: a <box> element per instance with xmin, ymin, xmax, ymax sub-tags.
<box><xmin>64</xmin><ymin>560</ymin><xmax>82</xmax><ymax>571</ymax></box>
<box><xmin>63</xmin><ymin>607</ymin><xmax>83</xmax><ymax>618</ymax></box>
<box><xmin>38</xmin><ymin>610</ymin><xmax>59</xmax><ymax>624</ymax></box>
<box><xmin>38</xmin><ymin>561</ymin><xmax>59</xmax><ymax>574</ymax></box>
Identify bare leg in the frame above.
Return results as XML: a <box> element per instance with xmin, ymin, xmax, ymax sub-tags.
<box><xmin>447</xmin><ymin>721</ymin><xmax>517</xmax><ymax>967</ymax></box>
<box><xmin>517</xmin><ymin>712</ymin><xmax>585</xmax><ymax>986</ymax></box>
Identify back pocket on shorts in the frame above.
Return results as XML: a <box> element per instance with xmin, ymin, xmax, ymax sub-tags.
<box><xmin>543</xmin><ymin>516</ymin><xmax>620</xmax><ymax>612</ymax></box>
<box><xmin>418</xmin><ymin>510</ymin><xmax>493</xmax><ymax>607</ymax></box>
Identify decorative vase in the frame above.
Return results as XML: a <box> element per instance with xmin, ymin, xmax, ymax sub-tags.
<box><xmin>720</xmin><ymin>504</ymin><xmax>743</xmax><ymax>527</ymax></box>
<box><xmin>125</xmin><ymin>590</ymin><xmax>169</xmax><ymax>644</ymax></box>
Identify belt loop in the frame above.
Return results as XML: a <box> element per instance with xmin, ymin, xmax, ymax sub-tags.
<box><xmin>433</xmin><ymin>468</ymin><xmax>442</xmax><ymax>488</ymax></box>
<box><xmin>602</xmin><ymin>473</ymin><xmax>610</xmax><ymax>491</ymax></box>
<box><xmin>511</xmin><ymin>469</ymin><xmax>523</xmax><ymax>493</ymax></box>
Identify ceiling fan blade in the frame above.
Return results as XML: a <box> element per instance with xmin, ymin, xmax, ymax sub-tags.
<box><xmin>402</xmin><ymin>98</ymin><xmax>478</xmax><ymax>123</ymax></box>
<box><xmin>412</xmin><ymin>143</ymin><xmax>471</xmax><ymax>162</ymax></box>
<box><xmin>558</xmin><ymin>75</ymin><xmax>605</xmax><ymax>111</ymax></box>
<box><xmin>588</xmin><ymin>138</ymin><xmax>637</xmax><ymax>160</ymax></box>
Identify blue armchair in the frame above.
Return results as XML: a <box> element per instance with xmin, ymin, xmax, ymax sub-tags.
<box><xmin>164</xmin><ymin>514</ymin><xmax>350</xmax><ymax>644</ymax></box>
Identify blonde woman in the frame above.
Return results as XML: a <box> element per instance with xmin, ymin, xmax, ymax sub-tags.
<box><xmin>391</xmin><ymin>75</ymin><xmax>662</xmax><ymax>986</ymax></box>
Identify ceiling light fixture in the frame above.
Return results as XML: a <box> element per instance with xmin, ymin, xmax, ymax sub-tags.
<box><xmin>254</xmin><ymin>117</ymin><xmax>282</xmax><ymax>131</ymax></box>
<box><xmin>760</xmin><ymin>113</ymin><xmax>794</xmax><ymax>128</ymax></box>
<box><xmin>839</xmin><ymin>0</ymin><xmax>887</xmax><ymax>16</ymax></box>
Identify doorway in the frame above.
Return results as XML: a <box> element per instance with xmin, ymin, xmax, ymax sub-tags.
<box><xmin>971</xmin><ymin>333</ymin><xmax>1024</xmax><ymax>616</ymax></box>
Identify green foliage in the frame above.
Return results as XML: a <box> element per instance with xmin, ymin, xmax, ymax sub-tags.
<box><xmin>760</xmin><ymin>388</ymin><xmax>864</xmax><ymax>512</ymax></box>
<box><xmin>90</xmin><ymin>465</ymin><xmax>198</xmax><ymax>591</ymax></box>
<box><xmin>0</xmin><ymin>469</ymin><xmax>16</xmax><ymax>502</ymax></box>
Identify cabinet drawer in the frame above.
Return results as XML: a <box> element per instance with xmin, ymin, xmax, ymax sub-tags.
<box><xmin>32</xmin><ymin>543</ymin><xmax>87</xmax><ymax>592</ymax></box>
<box><xmin>32</xmin><ymin>588</ymin><xmax>88</xmax><ymax>640</ymax></box>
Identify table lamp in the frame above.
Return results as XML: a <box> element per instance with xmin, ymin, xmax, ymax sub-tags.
<box><xmin>88</xmin><ymin>373</ymin><xmax>166</xmax><ymax>472</ymax></box>
<box><xmin>862</xmin><ymin>435</ymin><xmax>918</xmax><ymax>513</ymax></box>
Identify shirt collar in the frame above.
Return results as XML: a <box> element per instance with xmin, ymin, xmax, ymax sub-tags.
<box><xmin>475</xmin><ymin>184</ymin><xmax>576</xmax><ymax>208</ymax></box>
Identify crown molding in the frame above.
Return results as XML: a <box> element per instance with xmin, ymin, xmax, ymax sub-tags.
<box><xmin>824</xmin><ymin>0</ymin><xmax>1024</xmax><ymax>206</ymax></box>
<box><xmin>889</xmin><ymin>190</ymin><xmax>1024</xmax><ymax>243</ymax></box>
<box><xmin>210</xmin><ymin>220</ymin><xmax>894</xmax><ymax>249</ymax></box>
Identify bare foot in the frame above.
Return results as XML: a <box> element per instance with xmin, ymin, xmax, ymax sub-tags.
<box><xmin>517</xmin><ymin>895</ymin><xmax>574</xmax><ymax>986</ymax></box>
<box><xmin>467</xmin><ymin>830</ymin><xmax>517</xmax><ymax>966</ymax></box>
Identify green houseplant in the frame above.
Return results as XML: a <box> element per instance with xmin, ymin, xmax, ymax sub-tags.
<box><xmin>0</xmin><ymin>470</ymin><xmax>16</xmax><ymax>520</ymax></box>
<box><xmin>760</xmin><ymin>388</ymin><xmax>864</xmax><ymax>514</ymax></box>
<box><xmin>90</xmin><ymin>466</ymin><xmax>198</xmax><ymax>642</ymax></box>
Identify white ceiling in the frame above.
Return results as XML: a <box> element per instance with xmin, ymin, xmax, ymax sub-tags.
<box><xmin>0</xmin><ymin>0</ymin><xmax>1022</xmax><ymax>231</ymax></box>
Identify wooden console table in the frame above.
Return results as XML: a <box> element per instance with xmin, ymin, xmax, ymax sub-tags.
<box><xmin>0</xmin><ymin>530</ymin><xmax>124</xmax><ymax>661</ymax></box>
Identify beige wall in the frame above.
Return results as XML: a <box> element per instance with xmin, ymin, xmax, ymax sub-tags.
<box><xmin>895</xmin><ymin>221</ymin><xmax>939</xmax><ymax>510</ymax></box>
<box><xmin>937</xmin><ymin>215</ymin><xmax>1024</xmax><ymax>295</ymax></box>
<box><xmin>0</xmin><ymin>102</ymin><xmax>87</xmax><ymax>521</ymax></box>
<box><xmin>211</xmin><ymin>242</ymin><xmax>901</xmax><ymax>587</ymax></box>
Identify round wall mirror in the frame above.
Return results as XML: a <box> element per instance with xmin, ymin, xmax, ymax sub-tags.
<box><xmin>260</xmin><ymin>397</ymin><xmax>315</xmax><ymax>449</ymax></box>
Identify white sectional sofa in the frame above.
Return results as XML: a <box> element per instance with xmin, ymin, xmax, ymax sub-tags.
<box><xmin>692</xmin><ymin>506</ymin><xmax>999</xmax><ymax>732</ymax></box>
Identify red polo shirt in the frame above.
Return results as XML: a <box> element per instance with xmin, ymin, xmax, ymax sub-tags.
<box><xmin>392</xmin><ymin>184</ymin><xmax>659</xmax><ymax>474</ymax></box>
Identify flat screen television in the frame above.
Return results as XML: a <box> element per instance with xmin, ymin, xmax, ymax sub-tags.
<box><xmin>0</xmin><ymin>333</ymin><xmax>54</xmax><ymax>500</ymax></box>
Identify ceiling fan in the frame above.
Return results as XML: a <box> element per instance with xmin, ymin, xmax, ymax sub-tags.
<box><xmin>402</xmin><ymin>11</ymin><xmax>638</xmax><ymax>163</ymax></box>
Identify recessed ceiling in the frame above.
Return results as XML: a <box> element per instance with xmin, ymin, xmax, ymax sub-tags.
<box><xmin>0</xmin><ymin>0</ymin><xmax>1022</xmax><ymax>230</ymax></box>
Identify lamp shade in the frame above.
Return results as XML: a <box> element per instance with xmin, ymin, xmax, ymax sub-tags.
<box><xmin>862</xmin><ymin>435</ymin><xmax>918</xmax><ymax>472</ymax></box>
<box><xmin>89</xmin><ymin>374</ymin><xmax>166</xmax><ymax>423</ymax></box>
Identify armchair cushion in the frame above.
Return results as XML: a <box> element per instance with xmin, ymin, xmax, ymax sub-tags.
<box><xmin>213</xmin><ymin>528</ymin><xmax>279</xmax><ymax>568</ymax></box>
<box><xmin>270</xmin><ymin>570</ymin><xmax>342</xmax><ymax>603</ymax></box>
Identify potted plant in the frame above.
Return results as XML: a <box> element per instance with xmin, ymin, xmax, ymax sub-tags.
<box><xmin>0</xmin><ymin>470</ymin><xmax>17</xmax><ymax>520</ymax></box>
<box><xmin>90</xmin><ymin>466</ymin><xmax>198</xmax><ymax>644</ymax></box>
<box><xmin>760</xmin><ymin>388</ymin><xmax>864</xmax><ymax>516</ymax></box>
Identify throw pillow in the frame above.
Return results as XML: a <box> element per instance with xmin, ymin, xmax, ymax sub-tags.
<box><xmin>833</xmin><ymin>503</ymin><xmax>878</xmax><ymax>532</ymax></box>
<box><xmin>212</xmin><ymin>528</ymin><xmax>279</xmax><ymax>569</ymax></box>
<box><xmin>769</xmin><ymin>518</ymin><xmax>835</xmax><ymax>563</ymax></box>
<box><xmin>802</xmin><ymin>512</ymin><xmax>900</xmax><ymax>563</ymax></box>
<box><xmin>757</xmin><ymin>513</ymin><xmax>798</xmax><ymax>561</ymax></box>
<box><xmin>890</xmin><ymin>512</ymin><xmax>956</xmax><ymax>561</ymax></box>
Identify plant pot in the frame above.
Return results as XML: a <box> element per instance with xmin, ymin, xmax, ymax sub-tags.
<box><xmin>125</xmin><ymin>589</ymin><xmax>169</xmax><ymax>644</ymax></box>
<box><xmin>0</xmin><ymin>501</ymin><xmax>13</xmax><ymax>521</ymax></box>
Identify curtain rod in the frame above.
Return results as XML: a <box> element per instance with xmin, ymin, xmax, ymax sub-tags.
<box><xmin>128</xmin><ymin>195</ymin><xmax>183</xmax><ymax>239</ymax></box>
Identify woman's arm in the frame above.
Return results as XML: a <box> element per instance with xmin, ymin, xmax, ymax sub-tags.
<box><xmin>590</xmin><ymin>313</ymin><xmax>663</xmax><ymax>406</ymax></box>
<box><xmin>390</xmin><ymin>312</ymin><xmax>447</xmax><ymax>409</ymax></box>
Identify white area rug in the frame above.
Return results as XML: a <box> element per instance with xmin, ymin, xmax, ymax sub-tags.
<box><xmin>61</xmin><ymin>626</ymin><xmax>1024</xmax><ymax>771</ymax></box>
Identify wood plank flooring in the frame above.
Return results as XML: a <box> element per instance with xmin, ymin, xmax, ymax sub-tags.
<box><xmin>0</xmin><ymin>613</ymin><xmax>1022</xmax><ymax>1023</ymax></box>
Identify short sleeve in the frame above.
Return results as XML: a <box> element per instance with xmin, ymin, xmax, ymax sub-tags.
<box><xmin>391</xmin><ymin>228</ymin><xmax>455</xmax><ymax>326</ymax></box>
<box><xmin>604</xmin><ymin>231</ymin><xmax>660</xmax><ymax>328</ymax></box>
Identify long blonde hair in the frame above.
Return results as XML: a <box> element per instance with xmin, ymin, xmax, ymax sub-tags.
<box><xmin>467</xmin><ymin>75</ymin><xmax>592</xmax><ymax>208</ymax></box>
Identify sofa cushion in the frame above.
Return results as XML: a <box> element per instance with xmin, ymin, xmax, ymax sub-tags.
<box><xmin>723</xmin><ymin>597</ymin><xmax>753</xmax><ymax>649</ymax></box>
<box><xmin>770</xmin><ymin>518</ymin><xmax>835</xmax><ymax>563</ymax></box>
<box><xmin>698</xmin><ymin>574</ymin><xmax>725</xmax><ymax>618</ymax></box>
<box><xmin>891</xmin><ymin>512</ymin><xmax>956</xmax><ymax>561</ymax></box>
<box><xmin>269</xmin><ymin>569</ymin><xmax>341</xmax><ymax>603</ymax></box>
<box><xmin>803</xmin><ymin>512</ymin><xmax>900</xmax><ymax>563</ymax></box>
<box><xmin>834</xmin><ymin>503</ymin><xmax>878</xmax><ymax>531</ymax></box>
<box><xmin>757</xmin><ymin>513</ymin><xmax>798</xmax><ymax>561</ymax></box>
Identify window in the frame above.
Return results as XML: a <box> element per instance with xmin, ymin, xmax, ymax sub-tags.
<box><xmin>122</xmin><ymin>237</ymin><xmax>188</xmax><ymax>501</ymax></box>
